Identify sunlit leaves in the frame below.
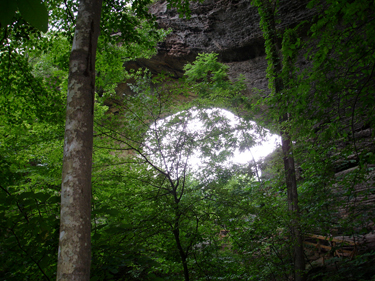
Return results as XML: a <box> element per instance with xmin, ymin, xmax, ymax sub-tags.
<box><xmin>183</xmin><ymin>53</ymin><xmax>246</xmax><ymax>108</ymax></box>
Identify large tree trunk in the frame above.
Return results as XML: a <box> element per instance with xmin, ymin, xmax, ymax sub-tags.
<box><xmin>56</xmin><ymin>0</ymin><xmax>102</xmax><ymax>280</ymax></box>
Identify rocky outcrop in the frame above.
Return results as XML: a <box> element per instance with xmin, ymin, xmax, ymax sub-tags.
<box><xmin>124</xmin><ymin>0</ymin><xmax>314</xmax><ymax>94</ymax></box>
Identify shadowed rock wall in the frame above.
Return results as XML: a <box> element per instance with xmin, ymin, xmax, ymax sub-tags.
<box><xmin>124</xmin><ymin>0</ymin><xmax>314</xmax><ymax>95</ymax></box>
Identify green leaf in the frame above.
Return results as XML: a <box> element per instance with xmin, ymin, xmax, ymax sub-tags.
<box><xmin>16</xmin><ymin>0</ymin><xmax>48</xmax><ymax>32</ymax></box>
<box><xmin>34</xmin><ymin>192</ymin><xmax>51</xmax><ymax>202</ymax></box>
<box><xmin>0</xmin><ymin>0</ymin><xmax>17</xmax><ymax>26</ymax></box>
<box><xmin>18</xmin><ymin>191</ymin><xmax>35</xmax><ymax>200</ymax></box>
<box><xmin>47</xmin><ymin>195</ymin><xmax>61</xmax><ymax>204</ymax></box>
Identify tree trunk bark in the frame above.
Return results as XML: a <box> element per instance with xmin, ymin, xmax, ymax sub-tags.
<box><xmin>281</xmin><ymin>128</ymin><xmax>305</xmax><ymax>281</ymax></box>
<box><xmin>254</xmin><ymin>1</ymin><xmax>306</xmax><ymax>280</ymax></box>
<box><xmin>56</xmin><ymin>0</ymin><xmax>102</xmax><ymax>280</ymax></box>
<box><xmin>172</xmin><ymin>222</ymin><xmax>190</xmax><ymax>281</ymax></box>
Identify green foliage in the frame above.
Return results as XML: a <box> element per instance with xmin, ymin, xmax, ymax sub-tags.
<box><xmin>0</xmin><ymin>1</ymin><xmax>168</xmax><ymax>279</ymax></box>
<box><xmin>0</xmin><ymin>86</ymin><xmax>63</xmax><ymax>280</ymax></box>
<box><xmin>96</xmin><ymin>24</ymin><xmax>170</xmax><ymax>98</ymax></box>
<box><xmin>249</xmin><ymin>0</ymin><xmax>375</xmax><ymax>279</ymax></box>
<box><xmin>0</xmin><ymin>16</ymin><xmax>66</xmax><ymax>278</ymax></box>
<box><xmin>89</xmin><ymin>66</ymin><xmax>264</xmax><ymax>280</ymax></box>
<box><xmin>164</xmin><ymin>0</ymin><xmax>203</xmax><ymax>19</ymax></box>
<box><xmin>288</xmin><ymin>0</ymin><xmax>375</xmax><ymax>241</ymax></box>
<box><xmin>306</xmin><ymin>252</ymin><xmax>375</xmax><ymax>281</ymax></box>
<box><xmin>100</xmin><ymin>0</ymin><xmax>165</xmax><ymax>46</ymax></box>
<box><xmin>183</xmin><ymin>53</ymin><xmax>246</xmax><ymax>110</ymax></box>
<box><xmin>1</xmin><ymin>0</ymin><xmax>375</xmax><ymax>280</ymax></box>
<box><xmin>184</xmin><ymin>53</ymin><xmax>229</xmax><ymax>83</ymax></box>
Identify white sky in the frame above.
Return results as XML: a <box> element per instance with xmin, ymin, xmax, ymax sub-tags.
<box><xmin>148</xmin><ymin>108</ymin><xmax>280</xmax><ymax>172</ymax></box>
<box><xmin>232</xmin><ymin>132</ymin><xmax>280</xmax><ymax>164</ymax></box>
<box><xmin>188</xmin><ymin>108</ymin><xmax>280</xmax><ymax>167</ymax></box>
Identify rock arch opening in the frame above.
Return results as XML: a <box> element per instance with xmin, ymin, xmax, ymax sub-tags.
<box><xmin>144</xmin><ymin>106</ymin><xmax>280</xmax><ymax>179</ymax></box>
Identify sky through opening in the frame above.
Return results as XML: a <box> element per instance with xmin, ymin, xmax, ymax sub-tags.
<box><xmin>145</xmin><ymin>107</ymin><xmax>280</xmax><ymax>176</ymax></box>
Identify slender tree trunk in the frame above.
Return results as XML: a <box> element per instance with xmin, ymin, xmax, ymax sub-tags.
<box><xmin>172</xmin><ymin>221</ymin><xmax>190</xmax><ymax>281</ymax></box>
<box><xmin>56</xmin><ymin>0</ymin><xmax>102</xmax><ymax>280</ymax></box>
<box><xmin>281</xmin><ymin>126</ymin><xmax>305</xmax><ymax>281</ymax></box>
<box><xmin>254</xmin><ymin>1</ymin><xmax>305</xmax><ymax>280</ymax></box>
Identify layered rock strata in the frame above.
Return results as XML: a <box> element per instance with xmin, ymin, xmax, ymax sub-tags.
<box><xmin>124</xmin><ymin>0</ymin><xmax>315</xmax><ymax>94</ymax></box>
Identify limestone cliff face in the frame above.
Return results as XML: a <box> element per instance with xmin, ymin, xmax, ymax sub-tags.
<box><xmin>125</xmin><ymin>0</ymin><xmax>314</xmax><ymax>94</ymax></box>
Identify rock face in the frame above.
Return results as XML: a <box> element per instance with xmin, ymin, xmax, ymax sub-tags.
<box><xmin>125</xmin><ymin>0</ymin><xmax>314</xmax><ymax>94</ymax></box>
<box><xmin>122</xmin><ymin>0</ymin><xmax>375</xmax><ymax>240</ymax></box>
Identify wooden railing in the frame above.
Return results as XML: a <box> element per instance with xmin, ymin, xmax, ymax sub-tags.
<box><xmin>218</xmin><ymin>230</ymin><xmax>366</xmax><ymax>259</ymax></box>
<box><xmin>304</xmin><ymin>234</ymin><xmax>360</xmax><ymax>259</ymax></box>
